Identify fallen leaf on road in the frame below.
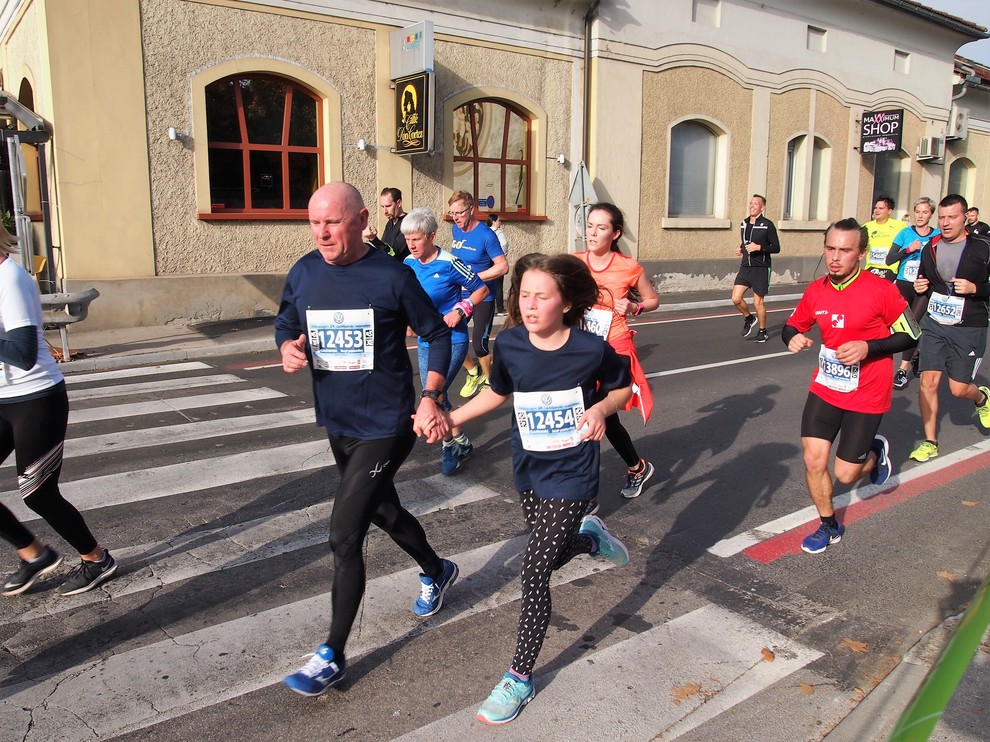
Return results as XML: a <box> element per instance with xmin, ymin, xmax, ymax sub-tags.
<box><xmin>799</xmin><ymin>683</ymin><xmax>815</xmax><ymax>696</ymax></box>
<box><xmin>937</xmin><ymin>571</ymin><xmax>956</xmax><ymax>582</ymax></box>
<box><xmin>671</xmin><ymin>682</ymin><xmax>703</xmax><ymax>706</ymax></box>
<box><xmin>842</xmin><ymin>638</ymin><xmax>868</xmax><ymax>653</ymax></box>
<box><xmin>961</xmin><ymin>501</ymin><xmax>977</xmax><ymax>507</ymax></box>
<box><xmin>761</xmin><ymin>647</ymin><xmax>775</xmax><ymax>662</ymax></box>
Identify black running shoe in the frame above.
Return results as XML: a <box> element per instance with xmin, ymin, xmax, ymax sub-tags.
<box><xmin>2</xmin><ymin>547</ymin><xmax>62</xmax><ymax>596</ymax></box>
<box><xmin>742</xmin><ymin>315</ymin><xmax>757</xmax><ymax>337</ymax></box>
<box><xmin>60</xmin><ymin>550</ymin><xmax>118</xmax><ymax>596</ymax></box>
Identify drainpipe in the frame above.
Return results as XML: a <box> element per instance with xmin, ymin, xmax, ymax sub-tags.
<box><xmin>582</xmin><ymin>0</ymin><xmax>600</xmax><ymax>165</ymax></box>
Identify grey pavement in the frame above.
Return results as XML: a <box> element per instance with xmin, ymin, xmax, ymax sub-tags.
<box><xmin>40</xmin><ymin>282</ymin><xmax>989</xmax><ymax>740</ymax></box>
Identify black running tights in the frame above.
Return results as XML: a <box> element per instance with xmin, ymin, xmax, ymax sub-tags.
<box><xmin>0</xmin><ymin>383</ymin><xmax>97</xmax><ymax>554</ymax></box>
<box><xmin>605</xmin><ymin>414</ymin><xmax>641</xmax><ymax>469</ymax></box>
<box><xmin>325</xmin><ymin>432</ymin><xmax>444</xmax><ymax>656</ymax></box>
<box><xmin>510</xmin><ymin>490</ymin><xmax>594</xmax><ymax>676</ymax></box>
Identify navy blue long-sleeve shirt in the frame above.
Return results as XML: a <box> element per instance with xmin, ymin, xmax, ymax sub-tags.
<box><xmin>275</xmin><ymin>247</ymin><xmax>451</xmax><ymax>438</ymax></box>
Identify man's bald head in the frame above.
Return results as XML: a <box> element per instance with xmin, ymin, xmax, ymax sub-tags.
<box><xmin>308</xmin><ymin>182</ymin><xmax>370</xmax><ymax>265</ymax></box>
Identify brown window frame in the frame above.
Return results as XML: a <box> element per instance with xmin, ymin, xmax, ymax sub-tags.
<box><xmin>202</xmin><ymin>73</ymin><xmax>323</xmax><ymax>219</ymax></box>
<box><xmin>452</xmin><ymin>98</ymin><xmax>533</xmax><ymax>219</ymax></box>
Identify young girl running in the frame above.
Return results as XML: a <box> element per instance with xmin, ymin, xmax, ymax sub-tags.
<box><xmin>441</xmin><ymin>253</ymin><xmax>632</xmax><ymax>724</ymax></box>
<box><xmin>576</xmin><ymin>203</ymin><xmax>660</xmax><ymax>503</ymax></box>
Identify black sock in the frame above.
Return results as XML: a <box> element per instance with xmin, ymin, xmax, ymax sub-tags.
<box><xmin>821</xmin><ymin>515</ymin><xmax>838</xmax><ymax>529</ymax></box>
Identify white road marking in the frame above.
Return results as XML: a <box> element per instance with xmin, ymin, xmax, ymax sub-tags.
<box><xmin>707</xmin><ymin>438</ymin><xmax>990</xmax><ymax>557</ymax></box>
<box><xmin>1</xmin><ymin>536</ymin><xmax>619</xmax><ymax>740</ymax></box>
<box><xmin>646</xmin><ymin>351</ymin><xmax>793</xmax><ymax>378</ymax></box>
<box><xmin>398</xmin><ymin>603</ymin><xmax>822</xmax><ymax>740</ymax></box>
<box><xmin>68</xmin><ymin>388</ymin><xmax>285</xmax><ymax>424</ymax></box>
<box><xmin>68</xmin><ymin>374</ymin><xmax>246</xmax><ymax>401</ymax></box>
<box><xmin>2</xmin><ymin>440</ymin><xmax>332</xmax><ymax>519</ymax></box>
<box><xmin>63</xmin><ymin>362</ymin><xmax>212</xmax><ymax>384</ymax></box>
<box><xmin>4</xmin><ymin>475</ymin><xmax>505</xmax><ymax>625</ymax></box>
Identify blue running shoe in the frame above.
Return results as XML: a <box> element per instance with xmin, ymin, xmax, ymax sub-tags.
<box><xmin>413</xmin><ymin>559</ymin><xmax>458</xmax><ymax>617</ymax></box>
<box><xmin>801</xmin><ymin>521</ymin><xmax>845</xmax><ymax>554</ymax></box>
<box><xmin>283</xmin><ymin>644</ymin><xmax>345</xmax><ymax>697</ymax></box>
<box><xmin>583</xmin><ymin>496</ymin><xmax>599</xmax><ymax>517</ymax></box>
<box><xmin>456</xmin><ymin>438</ymin><xmax>474</xmax><ymax>459</ymax></box>
<box><xmin>440</xmin><ymin>441</ymin><xmax>462</xmax><ymax>475</ymax></box>
<box><xmin>477</xmin><ymin>673</ymin><xmax>535</xmax><ymax>725</ymax></box>
<box><xmin>579</xmin><ymin>515</ymin><xmax>630</xmax><ymax>567</ymax></box>
<box><xmin>869</xmin><ymin>434</ymin><xmax>892</xmax><ymax>485</ymax></box>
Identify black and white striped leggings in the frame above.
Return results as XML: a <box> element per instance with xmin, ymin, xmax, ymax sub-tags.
<box><xmin>510</xmin><ymin>490</ymin><xmax>594</xmax><ymax>677</ymax></box>
<box><xmin>0</xmin><ymin>383</ymin><xmax>97</xmax><ymax>554</ymax></box>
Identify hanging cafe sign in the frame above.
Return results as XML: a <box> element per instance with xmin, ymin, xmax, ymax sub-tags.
<box><xmin>393</xmin><ymin>71</ymin><xmax>434</xmax><ymax>156</ymax></box>
<box><xmin>860</xmin><ymin>109</ymin><xmax>904</xmax><ymax>154</ymax></box>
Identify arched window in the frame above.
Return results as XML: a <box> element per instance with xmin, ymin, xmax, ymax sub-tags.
<box><xmin>669</xmin><ymin>121</ymin><xmax>719</xmax><ymax>217</ymax></box>
<box><xmin>873</xmin><ymin>150</ymin><xmax>910</xmax><ymax>214</ymax></box>
<box><xmin>204</xmin><ymin>74</ymin><xmax>323</xmax><ymax>215</ymax></box>
<box><xmin>783</xmin><ymin>134</ymin><xmax>830</xmax><ymax>221</ymax></box>
<box><xmin>451</xmin><ymin>98</ymin><xmax>531</xmax><ymax>215</ymax></box>
<box><xmin>947</xmin><ymin>158</ymin><xmax>973</xmax><ymax>201</ymax></box>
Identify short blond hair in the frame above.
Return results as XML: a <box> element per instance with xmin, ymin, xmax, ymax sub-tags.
<box><xmin>0</xmin><ymin>224</ymin><xmax>18</xmax><ymax>256</ymax></box>
<box><xmin>447</xmin><ymin>190</ymin><xmax>473</xmax><ymax>208</ymax></box>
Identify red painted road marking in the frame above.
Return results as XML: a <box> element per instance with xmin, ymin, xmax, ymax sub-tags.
<box><xmin>743</xmin><ymin>448</ymin><xmax>990</xmax><ymax>563</ymax></box>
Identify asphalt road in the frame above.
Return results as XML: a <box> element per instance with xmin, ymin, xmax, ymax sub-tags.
<box><xmin>1</xmin><ymin>301</ymin><xmax>988</xmax><ymax>741</ymax></box>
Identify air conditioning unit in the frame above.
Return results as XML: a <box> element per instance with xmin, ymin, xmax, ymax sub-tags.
<box><xmin>917</xmin><ymin>136</ymin><xmax>943</xmax><ymax>160</ymax></box>
<box><xmin>946</xmin><ymin>104</ymin><xmax>969</xmax><ymax>140</ymax></box>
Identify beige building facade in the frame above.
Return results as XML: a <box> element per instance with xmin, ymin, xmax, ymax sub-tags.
<box><xmin>0</xmin><ymin>0</ymin><xmax>986</xmax><ymax>329</ymax></box>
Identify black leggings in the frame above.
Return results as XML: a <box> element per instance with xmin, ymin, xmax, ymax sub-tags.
<box><xmin>470</xmin><ymin>300</ymin><xmax>496</xmax><ymax>359</ymax></box>
<box><xmin>896</xmin><ymin>279</ymin><xmax>928</xmax><ymax>363</ymax></box>
<box><xmin>0</xmin><ymin>383</ymin><xmax>97</xmax><ymax>554</ymax></box>
<box><xmin>605</xmin><ymin>414</ymin><xmax>641</xmax><ymax>469</ymax></box>
<box><xmin>511</xmin><ymin>491</ymin><xmax>593</xmax><ymax>676</ymax></box>
<box><xmin>325</xmin><ymin>432</ymin><xmax>443</xmax><ymax>656</ymax></box>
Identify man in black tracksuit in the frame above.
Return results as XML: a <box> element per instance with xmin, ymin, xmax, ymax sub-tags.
<box><xmin>910</xmin><ymin>193</ymin><xmax>990</xmax><ymax>463</ymax></box>
<box><xmin>731</xmin><ymin>194</ymin><xmax>781</xmax><ymax>343</ymax></box>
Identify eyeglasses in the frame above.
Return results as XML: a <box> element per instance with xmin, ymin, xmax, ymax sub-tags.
<box><xmin>448</xmin><ymin>208</ymin><xmax>470</xmax><ymax>218</ymax></box>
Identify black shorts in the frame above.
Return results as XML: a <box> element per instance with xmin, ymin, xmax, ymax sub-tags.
<box><xmin>918</xmin><ymin>315</ymin><xmax>988</xmax><ymax>383</ymax></box>
<box><xmin>800</xmin><ymin>392</ymin><xmax>883</xmax><ymax>464</ymax></box>
<box><xmin>734</xmin><ymin>266</ymin><xmax>770</xmax><ymax>297</ymax></box>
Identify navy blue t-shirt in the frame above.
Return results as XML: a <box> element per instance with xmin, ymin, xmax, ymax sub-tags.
<box><xmin>275</xmin><ymin>247</ymin><xmax>451</xmax><ymax>438</ymax></box>
<box><xmin>488</xmin><ymin>324</ymin><xmax>631</xmax><ymax>500</ymax></box>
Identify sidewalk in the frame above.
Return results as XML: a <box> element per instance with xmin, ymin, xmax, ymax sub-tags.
<box><xmin>41</xmin><ymin>283</ymin><xmax>989</xmax><ymax>739</ymax></box>
<box><xmin>48</xmin><ymin>286</ymin><xmax>807</xmax><ymax>373</ymax></box>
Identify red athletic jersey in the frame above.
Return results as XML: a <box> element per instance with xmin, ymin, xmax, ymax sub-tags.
<box><xmin>786</xmin><ymin>270</ymin><xmax>907</xmax><ymax>413</ymax></box>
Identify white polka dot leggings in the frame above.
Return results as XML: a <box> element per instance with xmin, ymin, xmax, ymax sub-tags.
<box><xmin>511</xmin><ymin>490</ymin><xmax>594</xmax><ymax>677</ymax></box>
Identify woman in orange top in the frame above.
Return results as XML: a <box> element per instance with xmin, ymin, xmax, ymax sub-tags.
<box><xmin>575</xmin><ymin>203</ymin><xmax>660</xmax><ymax>502</ymax></box>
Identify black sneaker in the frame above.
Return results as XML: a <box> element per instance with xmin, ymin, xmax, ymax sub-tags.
<box><xmin>742</xmin><ymin>315</ymin><xmax>757</xmax><ymax>337</ymax></box>
<box><xmin>2</xmin><ymin>547</ymin><xmax>63</xmax><ymax>596</ymax></box>
<box><xmin>893</xmin><ymin>368</ymin><xmax>909</xmax><ymax>390</ymax></box>
<box><xmin>755</xmin><ymin>329</ymin><xmax>768</xmax><ymax>343</ymax></box>
<box><xmin>59</xmin><ymin>550</ymin><xmax>117</xmax><ymax>596</ymax></box>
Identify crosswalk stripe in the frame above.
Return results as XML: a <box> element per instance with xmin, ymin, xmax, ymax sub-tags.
<box><xmin>398</xmin><ymin>603</ymin><xmax>822</xmax><ymax>740</ymax></box>
<box><xmin>5</xmin><ymin>474</ymin><xmax>505</xmax><ymax>624</ymax></box>
<box><xmin>65</xmin><ymin>409</ymin><xmax>314</xmax><ymax>458</ymax></box>
<box><xmin>63</xmin><ymin>362</ymin><xmax>212</xmax><ymax>384</ymax></box>
<box><xmin>67</xmin><ymin>373</ymin><xmax>246</xmax><ymax>401</ymax></box>
<box><xmin>1</xmin><ymin>535</ymin><xmax>618</xmax><ymax>739</ymax></box>
<box><xmin>68</xmin><ymin>388</ymin><xmax>285</xmax><ymax>424</ymax></box>
<box><xmin>3</xmin><ymin>440</ymin><xmax>332</xmax><ymax>520</ymax></box>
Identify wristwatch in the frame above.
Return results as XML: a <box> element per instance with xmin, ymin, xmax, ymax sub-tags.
<box><xmin>420</xmin><ymin>389</ymin><xmax>442</xmax><ymax>402</ymax></box>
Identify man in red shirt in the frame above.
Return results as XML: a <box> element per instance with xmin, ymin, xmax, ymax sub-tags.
<box><xmin>783</xmin><ymin>218</ymin><xmax>919</xmax><ymax>554</ymax></box>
